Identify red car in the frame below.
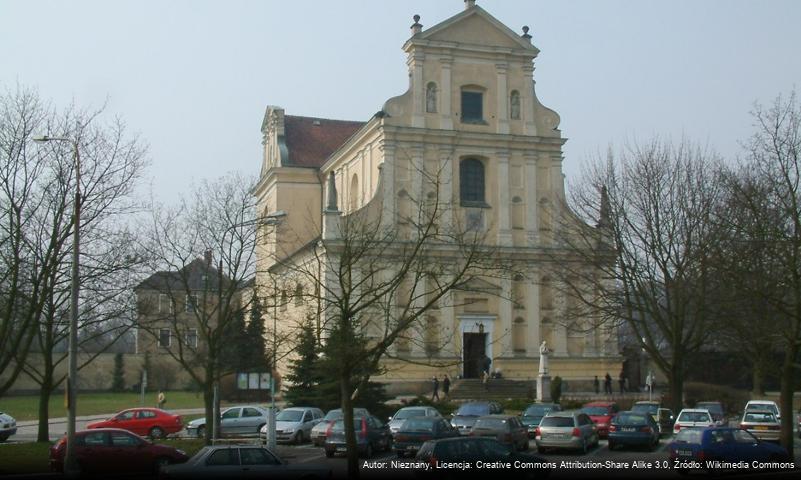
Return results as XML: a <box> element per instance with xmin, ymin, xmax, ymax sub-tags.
<box><xmin>86</xmin><ymin>408</ymin><xmax>182</xmax><ymax>439</ymax></box>
<box><xmin>581</xmin><ymin>402</ymin><xmax>619</xmax><ymax>438</ymax></box>
<box><xmin>49</xmin><ymin>428</ymin><xmax>188</xmax><ymax>475</ymax></box>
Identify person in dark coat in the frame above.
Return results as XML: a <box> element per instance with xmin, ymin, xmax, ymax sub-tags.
<box><xmin>593</xmin><ymin>376</ymin><xmax>600</xmax><ymax>394</ymax></box>
<box><xmin>432</xmin><ymin>376</ymin><xmax>440</xmax><ymax>401</ymax></box>
<box><xmin>618</xmin><ymin>370</ymin><xmax>626</xmax><ymax>394</ymax></box>
<box><xmin>443</xmin><ymin>374</ymin><xmax>451</xmax><ymax>398</ymax></box>
<box><xmin>604</xmin><ymin>373</ymin><xmax>613</xmax><ymax>394</ymax></box>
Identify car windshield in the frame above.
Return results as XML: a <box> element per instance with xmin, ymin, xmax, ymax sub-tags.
<box><xmin>615</xmin><ymin>414</ymin><xmax>648</xmax><ymax>425</ymax></box>
<box><xmin>400</xmin><ymin>418</ymin><xmax>435</xmax><ymax>432</ymax></box>
<box><xmin>632</xmin><ymin>404</ymin><xmax>658</xmax><ymax>415</ymax></box>
<box><xmin>395</xmin><ymin>409</ymin><xmax>427</xmax><ymax>420</ymax></box>
<box><xmin>747</xmin><ymin>404</ymin><xmax>778</xmax><ymax>416</ymax></box>
<box><xmin>674</xmin><ymin>429</ymin><xmax>702</xmax><ymax>444</ymax></box>
<box><xmin>581</xmin><ymin>407</ymin><xmax>610</xmax><ymax>416</ymax></box>
<box><xmin>678</xmin><ymin>412</ymin><xmax>711</xmax><ymax>423</ymax></box>
<box><xmin>324</xmin><ymin>410</ymin><xmax>344</xmax><ymax>421</ymax></box>
<box><xmin>744</xmin><ymin>412</ymin><xmax>776</xmax><ymax>423</ymax></box>
<box><xmin>456</xmin><ymin>404</ymin><xmax>490</xmax><ymax>417</ymax></box>
<box><xmin>276</xmin><ymin>410</ymin><xmax>304</xmax><ymax>422</ymax></box>
<box><xmin>523</xmin><ymin>405</ymin><xmax>554</xmax><ymax>417</ymax></box>
<box><xmin>332</xmin><ymin>418</ymin><xmax>365</xmax><ymax>431</ymax></box>
<box><xmin>696</xmin><ymin>403</ymin><xmax>723</xmax><ymax>415</ymax></box>
<box><xmin>540</xmin><ymin>416</ymin><xmax>574</xmax><ymax>427</ymax></box>
<box><xmin>474</xmin><ymin>418</ymin><xmax>508</xmax><ymax>429</ymax></box>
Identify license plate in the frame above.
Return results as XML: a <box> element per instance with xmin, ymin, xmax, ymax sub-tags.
<box><xmin>678</xmin><ymin>450</ymin><xmax>692</xmax><ymax>456</ymax></box>
<box><xmin>407</xmin><ymin>446</ymin><xmax>417</xmax><ymax>451</ymax></box>
<box><xmin>755</xmin><ymin>426</ymin><xmax>768</xmax><ymax>430</ymax></box>
<box><xmin>336</xmin><ymin>446</ymin><xmax>347</xmax><ymax>452</ymax></box>
<box><xmin>622</xmin><ymin>427</ymin><xmax>636</xmax><ymax>432</ymax></box>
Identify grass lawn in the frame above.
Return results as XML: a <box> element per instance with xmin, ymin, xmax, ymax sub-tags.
<box><xmin>1</xmin><ymin>391</ymin><xmax>211</xmax><ymax>421</ymax></box>
<box><xmin>0</xmin><ymin>438</ymin><xmax>207</xmax><ymax>475</ymax></box>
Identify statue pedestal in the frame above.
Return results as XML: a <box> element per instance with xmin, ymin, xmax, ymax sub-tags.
<box><xmin>537</xmin><ymin>375</ymin><xmax>551</xmax><ymax>402</ymax></box>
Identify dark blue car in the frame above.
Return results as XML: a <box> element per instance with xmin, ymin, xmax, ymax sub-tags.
<box><xmin>668</xmin><ymin>427</ymin><xmax>790</xmax><ymax>475</ymax></box>
<box><xmin>608</xmin><ymin>411</ymin><xmax>660</xmax><ymax>450</ymax></box>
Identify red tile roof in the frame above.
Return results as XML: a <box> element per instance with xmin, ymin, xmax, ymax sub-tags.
<box><xmin>284</xmin><ymin>116</ymin><xmax>365</xmax><ymax>168</ymax></box>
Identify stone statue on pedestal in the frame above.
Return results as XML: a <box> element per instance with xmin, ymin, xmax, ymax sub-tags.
<box><xmin>538</xmin><ymin>340</ymin><xmax>550</xmax><ymax>375</ymax></box>
<box><xmin>536</xmin><ymin>340</ymin><xmax>552</xmax><ymax>402</ymax></box>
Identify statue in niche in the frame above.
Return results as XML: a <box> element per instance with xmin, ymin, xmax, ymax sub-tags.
<box><xmin>426</xmin><ymin>83</ymin><xmax>437</xmax><ymax>113</ymax></box>
<box><xmin>510</xmin><ymin>90</ymin><xmax>521</xmax><ymax>120</ymax></box>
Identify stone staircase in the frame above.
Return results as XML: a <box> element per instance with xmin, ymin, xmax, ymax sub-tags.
<box><xmin>449</xmin><ymin>378</ymin><xmax>535</xmax><ymax>401</ymax></box>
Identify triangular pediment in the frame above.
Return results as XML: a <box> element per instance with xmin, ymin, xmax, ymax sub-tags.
<box><xmin>455</xmin><ymin>276</ymin><xmax>502</xmax><ymax>294</ymax></box>
<box><xmin>418</xmin><ymin>6</ymin><xmax>537</xmax><ymax>53</ymax></box>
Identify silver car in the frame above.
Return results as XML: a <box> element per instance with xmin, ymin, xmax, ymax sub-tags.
<box><xmin>0</xmin><ymin>411</ymin><xmax>17</xmax><ymax>442</ymax></box>
<box><xmin>186</xmin><ymin>406</ymin><xmax>270</xmax><ymax>438</ymax></box>
<box><xmin>388</xmin><ymin>406</ymin><xmax>442</xmax><ymax>434</ymax></box>
<box><xmin>534</xmin><ymin>411</ymin><xmax>599</xmax><ymax>454</ymax></box>
<box><xmin>260</xmin><ymin>407</ymin><xmax>324</xmax><ymax>444</ymax></box>
<box><xmin>310</xmin><ymin>408</ymin><xmax>370</xmax><ymax>447</ymax></box>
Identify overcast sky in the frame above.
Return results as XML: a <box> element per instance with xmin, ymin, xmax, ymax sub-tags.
<box><xmin>2</xmin><ymin>0</ymin><xmax>800</xmax><ymax>202</ymax></box>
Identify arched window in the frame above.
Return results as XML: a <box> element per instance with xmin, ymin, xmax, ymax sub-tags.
<box><xmin>350</xmin><ymin>174</ymin><xmax>359</xmax><ymax>210</ymax></box>
<box><xmin>426</xmin><ymin>82</ymin><xmax>438</xmax><ymax>113</ymax></box>
<box><xmin>459</xmin><ymin>158</ymin><xmax>485</xmax><ymax>205</ymax></box>
<box><xmin>510</xmin><ymin>90</ymin><xmax>521</xmax><ymax>120</ymax></box>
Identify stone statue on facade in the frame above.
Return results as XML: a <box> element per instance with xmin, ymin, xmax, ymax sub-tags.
<box><xmin>538</xmin><ymin>340</ymin><xmax>550</xmax><ymax>375</ymax></box>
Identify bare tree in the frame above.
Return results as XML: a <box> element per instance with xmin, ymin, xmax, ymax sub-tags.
<box><xmin>138</xmin><ymin>172</ymin><xmax>267</xmax><ymax>443</ymax></box>
<box><xmin>724</xmin><ymin>91</ymin><xmax>801</xmax><ymax>451</ymax></box>
<box><xmin>268</xmin><ymin>158</ymin><xmax>510</xmax><ymax>478</ymax></box>
<box><xmin>553</xmin><ymin>139</ymin><xmax>724</xmax><ymax>413</ymax></box>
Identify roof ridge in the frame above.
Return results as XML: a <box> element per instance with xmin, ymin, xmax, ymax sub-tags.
<box><xmin>285</xmin><ymin>114</ymin><xmax>365</xmax><ymax>125</ymax></box>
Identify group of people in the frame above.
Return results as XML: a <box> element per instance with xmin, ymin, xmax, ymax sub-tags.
<box><xmin>593</xmin><ymin>371</ymin><xmax>629</xmax><ymax>395</ymax></box>
<box><xmin>430</xmin><ymin>374</ymin><xmax>451</xmax><ymax>401</ymax></box>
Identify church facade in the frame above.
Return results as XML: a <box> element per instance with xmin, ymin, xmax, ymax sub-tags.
<box><xmin>254</xmin><ymin>1</ymin><xmax>621</xmax><ymax>385</ymax></box>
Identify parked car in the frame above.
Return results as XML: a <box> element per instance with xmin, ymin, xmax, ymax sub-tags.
<box><xmin>534</xmin><ymin>411</ymin><xmax>599</xmax><ymax>454</ymax></box>
<box><xmin>450</xmin><ymin>401</ymin><xmax>503</xmax><ymax>436</ymax></box>
<box><xmin>745</xmin><ymin>400</ymin><xmax>781</xmax><ymax>421</ymax></box>
<box><xmin>469</xmin><ymin>414</ymin><xmax>529</xmax><ymax>451</ymax></box>
<box><xmin>607</xmin><ymin>411</ymin><xmax>660</xmax><ymax>450</ymax></box>
<box><xmin>415</xmin><ymin>437</ymin><xmax>551</xmax><ymax>479</ymax></box>
<box><xmin>673</xmin><ymin>408</ymin><xmax>716</xmax><ymax>434</ymax></box>
<box><xmin>740</xmin><ymin>410</ymin><xmax>781</xmax><ymax>442</ymax></box>
<box><xmin>185</xmin><ymin>405</ymin><xmax>270</xmax><ymax>438</ymax></box>
<box><xmin>695</xmin><ymin>401</ymin><xmax>726</xmax><ymax>426</ymax></box>
<box><xmin>580</xmin><ymin>402</ymin><xmax>619</xmax><ymax>438</ymax></box>
<box><xmin>632</xmin><ymin>401</ymin><xmax>674</xmax><ymax>434</ymax></box>
<box><xmin>324</xmin><ymin>415</ymin><xmax>391</xmax><ymax>458</ymax></box>
<box><xmin>392</xmin><ymin>416</ymin><xmax>458</xmax><ymax>457</ymax></box>
<box><xmin>310</xmin><ymin>408</ymin><xmax>370</xmax><ymax>447</ymax></box>
<box><xmin>259</xmin><ymin>407</ymin><xmax>323</xmax><ymax>444</ymax></box>
<box><xmin>388</xmin><ymin>406</ymin><xmax>442</xmax><ymax>434</ymax></box>
<box><xmin>159</xmin><ymin>444</ymin><xmax>332</xmax><ymax>479</ymax></box>
<box><xmin>521</xmin><ymin>403</ymin><xmax>561</xmax><ymax>438</ymax></box>
<box><xmin>0</xmin><ymin>411</ymin><xmax>17</xmax><ymax>442</ymax></box>
<box><xmin>668</xmin><ymin>427</ymin><xmax>790</xmax><ymax>474</ymax></box>
<box><xmin>86</xmin><ymin>407</ymin><xmax>182</xmax><ymax>439</ymax></box>
<box><xmin>49</xmin><ymin>428</ymin><xmax>188</xmax><ymax>475</ymax></box>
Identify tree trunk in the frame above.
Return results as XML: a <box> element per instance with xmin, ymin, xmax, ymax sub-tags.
<box><xmin>341</xmin><ymin>371</ymin><xmax>359</xmax><ymax>480</ymax></box>
<box><xmin>779</xmin><ymin>353</ymin><xmax>795</xmax><ymax>452</ymax></box>
<box><xmin>203</xmin><ymin>383</ymin><xmax>214</xmax><ymax>445</ymax></box>
<box><xmin>36</xmin><ymin>376</ymin><xmax>53</xmax><ymax>442</ymax></box>
<box><xmin>751</xmin><ymin>359</ymin><xmax>765</xmax><ymax>396</ymax></box>
<box><xmin>668</xmin><ymin>363</ymin><xmax>684</xmax><ymax>415</ymax></box>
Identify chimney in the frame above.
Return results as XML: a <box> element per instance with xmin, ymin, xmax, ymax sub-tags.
<box><xmin>410</xmin><ymin>14</ymin><xmax>422</xmax><ymax>35</ymax></box>
<box><xmin>204</xmin><ymin>250</ymin><xmax>212</xmax><ymax>266</ymax></box>
<box><xmin>465</xmin><ymin>0</ymin><xmax>476</xmax><ymax>10</ymax></box>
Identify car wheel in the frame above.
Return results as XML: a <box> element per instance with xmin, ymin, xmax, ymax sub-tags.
<box><xmin>536</xmin><ymin>445</ymin><xmax>547</xmax><ymax>454</ymax></box>
<box><xmin>364</xmin><ymin>443</ymin><xmax>373</xmax><ymax>459</ymax></box>
<box><xmin>581</xmin><ymin>438</ymin><xmax>588</xmax><ymax>454</ymax></box>
<box><xmin>397</xmin><ymin>451</ymin><xmax>406</xmax><ymax>458</ymax></box>
<box><xmin>153</xmin><ymin>456</ymin><xmax>171</xmax><ymax>475</ymax></box>
<box><xmin>149</xmin><ymin>426</ymin><xmax>165</xmax><ymax>440</ymax></box>
<box><xmin>197</xmin><ymin>425</ymin><xmax>205</xmax><ymax>439</ymax></box>
<box><xmin>325</xmin><ymin>449</ymin><xmax>335</xmax><ymax>458</ymax></box>
<box><xmin>521</xmin><ymin>439</ymin><xmax>529</xmax><ymax>451</ymax></box>
<box><xmin>608</xmin><ymin>439</ymin><xmax>616</xmax><ymax>451</ymax></box>
<box><xmin>0</xmin><ymin>433</ymin><xmax>9</xmax><ymax>443</ymax></box>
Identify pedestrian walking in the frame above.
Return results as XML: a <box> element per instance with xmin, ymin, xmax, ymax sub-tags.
<box><xmin>593</xmin><ymin>375</ymin><xmax>600</xmax><ymax>394</ymax></box>
<box><xmin>618</xmin><ymin>370</ymin><xmax>626</xmax><ymax>394</ymax></box>
<box><xmin>604</xmin><ymin>373</ymin><xmax>613</xmax><ymax>395</ymax></box>
<box><xmin>443</xmin><ymin>374</ymin><xmax>451</xmax><ymax>398</ymax></box>
<box><xmin>482</xmin><ymin>356</ymin><xmax>492</xmax><ymax>390</ymax></box>
<box><xmin>431</xmin><ymin>376</ymin><xmax>440</xmax><ymax>401</ymax></box>
<box><xmin>157</xmin><ymin>390</ymin><xmax>166</xmax><ymax>409</ymax></box>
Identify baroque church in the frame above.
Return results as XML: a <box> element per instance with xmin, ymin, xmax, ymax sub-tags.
<box><xmin>254</xmin><ymin>0</ymin><xmax>621</xmax><ymax>386</ymax></box>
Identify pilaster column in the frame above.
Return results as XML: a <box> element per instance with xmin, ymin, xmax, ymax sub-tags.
<box><xmin>441</xmin><ymin>290</ymin><xmax>456</xmax><ymax>357</ymax></box>
<box><xmin>496</xmin><ymin>63</ymin><xmax>509</xmax><ymax>134</ymax></box>
<box><xmin>526</xmin><ymin>276</ymin><xmax>541</xmax><ymax>356</ymax></box>
<box><xmin>410</xmin><ymin>275</ymin><xmax>425</xmax><ymax>356</ymax></box>
<box><xmin>380</xmin><ymin>144</ymin><xmax>396</xmax><ymax>230</ymax></box>
<box><xmin>411</xmin><ymin>145</ymin><xmax>424</xmax><ymax>222</ymax></box>
<box><xmin>497</xmin><ymin>151</ymin><xmax>512</xmax><ymax>246</ymax></box>
<box><xmin>440</xmin><ymin>57</ymin><xmax>453</xmax><ymax>130</ymax></box>
<box><xmin>439</xmin><ymin>148</ymin><xmax>454</xmax><ymax>229</ymax></box>
<box><xmin>525</xmin><ymin>153</ymin><xmax>539</xmax><ymax>245</ymax></box>
<box><xmin>409</xmin><ymin>52</ymin><xmax>425</xmax><ymax>128</ymax></box>
<box><xmin>554</xmin><ymin>280</ymin><xmax>568</xmax><ymax>356</ymax></box>
<box><xmin>499</xmin><ymin>277</ymin><xmax>513</xmax><ymax>357</ymax></box>
<box><xmin>522</xmin><ymin>64</ymin><xmax>537</xmax><ymax>136</ymax></box>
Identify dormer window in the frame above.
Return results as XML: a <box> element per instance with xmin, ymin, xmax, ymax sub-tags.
<box><xmin>461</xmin><ymin>88</ymin><xmax>485</xmax><ymax>123</ymax></box>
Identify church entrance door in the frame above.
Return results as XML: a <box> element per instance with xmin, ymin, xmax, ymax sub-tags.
<box><xmin>463</xmin><ymin>333</ymin><xmax>487</xmax><ymax>378</ymax></box>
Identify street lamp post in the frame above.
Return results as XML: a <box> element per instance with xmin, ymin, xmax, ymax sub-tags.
<box><xmin>32</xmin><ymin>134</ymin><xmax>80</xmax><ymax>475</ymax></box>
